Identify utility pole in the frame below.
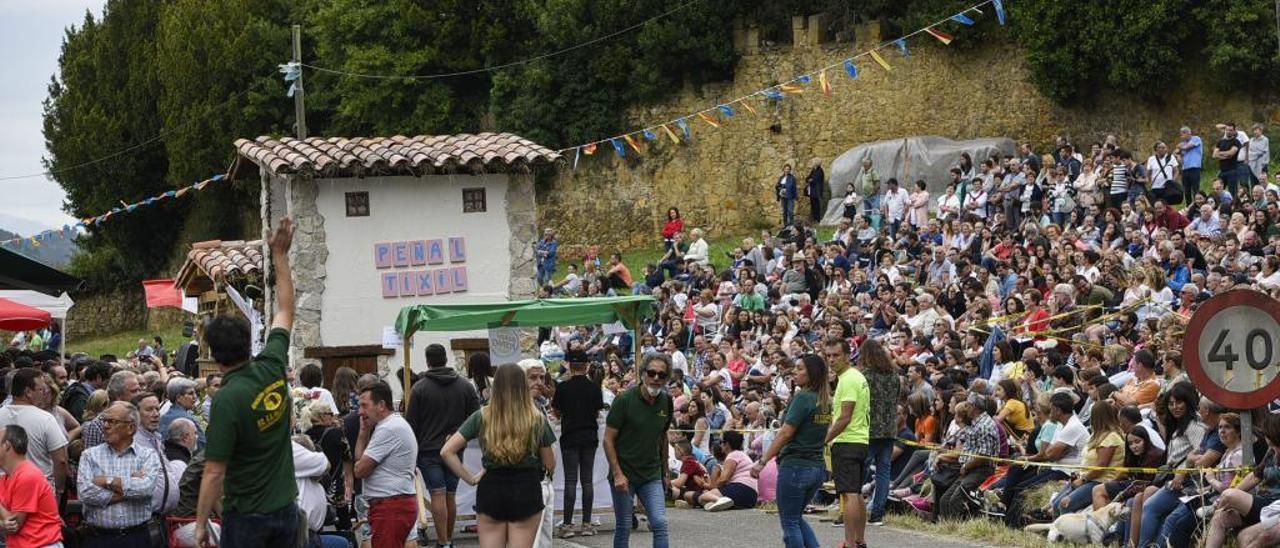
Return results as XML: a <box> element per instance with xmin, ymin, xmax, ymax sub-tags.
<box><xmin>292</xmin><ymin>24</ymin><xmax>307</xmax><ymax>139</ymax></box>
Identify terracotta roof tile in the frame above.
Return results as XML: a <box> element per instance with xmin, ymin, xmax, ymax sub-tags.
<box><xmin>185</xmin><ymin>240</ymin><xmax>263</xmax><ymax>283</ymax></box>
<box><xmin>234</xmin><ymin>132</ymin><xmax>560</xmax><ymax>178</ymax></box>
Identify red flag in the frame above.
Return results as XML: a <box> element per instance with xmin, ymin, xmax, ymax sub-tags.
<box><xmin>143</xmin><ymin>279</ymin><xmax>183</xmax><ymax>309</ymax></box>
<box><xmin>683</xmin><ymin>301</ymin><xmax>695</xmax><ymax>323</ymax></box>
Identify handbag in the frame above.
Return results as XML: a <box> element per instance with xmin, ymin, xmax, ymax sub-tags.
<box><xmin>146</xmin><ymin>449</ymin><xmax>172</xmax><ymax>546</ymax></box>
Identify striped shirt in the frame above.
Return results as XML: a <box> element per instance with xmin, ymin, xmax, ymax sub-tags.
<box><xmin>1110</xmin><ymin>163</ymin><xmax>1128</xmax><ymax>194</ymax></box>
<box><xmin>77</xmin><ymin>442</ymin><xmax>161</xmax><ymax>529</ymax></box>
<box><xmin>80</xmin><ymin>415</ymin><xmax>105</xmax><ymax>450</ymax></box>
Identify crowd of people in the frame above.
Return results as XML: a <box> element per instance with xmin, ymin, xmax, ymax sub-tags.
<box><xmin>514</xmin><ymin>124</ymin><xmax>1280</xmax><ymax>548</ymax></box>
<box><xmin>0</xmin><ymin>123</ymin><xmax>1277</xmax><ymax>548</ymax></box>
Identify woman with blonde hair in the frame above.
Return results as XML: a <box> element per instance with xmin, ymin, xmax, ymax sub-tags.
<box><xmin>1054</xmin><ymin>400</ymin><xmax>1125</xmax><ymax>516</ymax></box>
<box><xmin>441</xmin><ymin>364</ymin><xmax>556</xmax><ymax>548</ymax></box>
<box><xmin>82</xmin><ymin>389</ymin><xmax>110</xmax><ymax>423</ymax></box>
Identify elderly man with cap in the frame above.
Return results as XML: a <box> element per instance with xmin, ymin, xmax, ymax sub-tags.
<box><xmin>551</xmin><ymin>350</ymin><xmax>606</xmax><ymax>539</ymax></box>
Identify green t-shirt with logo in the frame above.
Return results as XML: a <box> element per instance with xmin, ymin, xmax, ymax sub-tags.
<box><xmin>457</xmin><ymin>410</ymin><xmax>556</xmax><ymax>470</ymax></box>
<box><xmin>832</xmin><ymin>366</ymin><xmax>870</xmax><ymax>445</ymax></box>
<box><xmin>605</xmin><ymin>387</ymin><xmax>672</xmax><ymax>485</ymax></box>
<box><xmin>205</xmin><ymin>328</ymin><xmax>297</xmax><ymax>514</ymax></box>
<box><xmin>778</xmin><ymin>390</ymin><xmax>831</xmax><ymax>468</ymax></box>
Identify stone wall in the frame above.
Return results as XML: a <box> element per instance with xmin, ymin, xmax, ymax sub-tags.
<box><xmin>539</xmin><ymin>23</ymin><xmax>1278</xmax><ymax>253</ymax></box>
<box><xmin>285</xmin><ymin>174</ymin><xmax>328</xmax><ymax>368</ymax></box>
<box><xmin>65</xmin><ymin>289</ymin><xmax>188</xmax><ymax>340</ymax></box>
<box><xmin>506</xmin><ymin>173</ymin><xmax>539</xmax><ymax>299</ymax></box>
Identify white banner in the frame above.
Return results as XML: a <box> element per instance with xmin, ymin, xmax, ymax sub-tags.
<box><xmin>487</xmin><ymin>326</ymin><xmax>524</xmax><ymax>366</ymax></box>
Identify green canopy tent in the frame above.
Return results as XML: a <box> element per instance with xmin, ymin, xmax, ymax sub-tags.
<box><xmin>394</xmin><ymin>296</ymin><xmax>656</xmax><ymax>404</ymax></box>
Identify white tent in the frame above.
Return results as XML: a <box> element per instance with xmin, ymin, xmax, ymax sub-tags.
<box><xmin>0</xmin><ymin>290</ymin><xmax>74</xmax><ymax>319</ymax></box>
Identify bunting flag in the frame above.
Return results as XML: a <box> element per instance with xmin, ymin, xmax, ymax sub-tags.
<box><xmin>573</xmin><ymin>147</ymin><xmax>581</xmax><ymax>169</ymax></box>
<box><xmin>844</xmin><ymin>59</ymin><xmax>860</xmax><ymax>79</ymax></box>
<box><xmin>552</xmin><ymin>0</ymin><xmax>998</xmax><ymax>161</ymax></box>
<box><xmin>926</xmin><ymin>28</ymin><xmax>955</xmax><ymax>45</ymax></box>
<box><xmin>661</xmin><ymin>124</ymin><xmax>681</xmax><ymax>144</ymax></box>
<box><xmin>869</xmin><ymin>50</ymin><xmax>892</xmax><ymax>71</ymax></box>
<box><xmin>622</xmin><ymin>134</ymin><xmax>642</xmax><ymax>153</ymax></box>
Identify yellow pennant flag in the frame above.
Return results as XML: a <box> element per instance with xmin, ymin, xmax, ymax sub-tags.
<box><xmin>623</xmin><ymin>134</ymin><xmax>642</xmax><ymax>153</ymax></box>
<box><xmin>869</xmin><ymin>50</ymin><xmax>892</xmax><ymax>71</ymax></box>
<box><xmin>661</xmin><ymin>124</ymin><xmax>681</xmax><ymax>145</ymax></box>
<box><xmin>738</xmin><ymin>99</ymin><xmax>757</xmax><ymax>115</ymax></box>
<box><xmin>779</xmin><ymin>84</ymin><xmax>805</xmax><ymax>94</ymax></box>
<box><xmin>697</xmin><ymin>112</ymin><xmax>721</xmax><ymax>128</ymax></box>
<box><xmin>819</xmin><ymin>70</ymin><xmax>832</xmax><ymax>96</ymax></box>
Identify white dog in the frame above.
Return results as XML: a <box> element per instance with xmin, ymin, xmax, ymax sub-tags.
<box><xmin>1023</xmin><ymin>502</ymin><xmax>1126</xmax><ymax>544</ymax></box>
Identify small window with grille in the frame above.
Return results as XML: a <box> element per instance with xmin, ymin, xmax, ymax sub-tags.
<box><xmin>345</xmin><ymin>191</ymin><xmax>370</xmax><ymax>217</ymax></box>
<box><xmin>462</xmin><ymin>188</ymin><xmax>487</xmax><ymax>213</ymax></box>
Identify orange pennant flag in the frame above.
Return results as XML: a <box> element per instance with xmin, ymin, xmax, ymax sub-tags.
<box><xmin>697</xmin><ymin>112</ymin><xmax>721</xmax><ymax>128</ymax></box>
<box><xmin>779</xmin><ymin>84</ymin><xmax>805</xmax><ymax>94</ymax></box>
<box><xmin>738</xmin><ymin>99</ymin><xmax>757</xmax><ymax>115</ymax></box>
<box><xmin>869</xmin><ymin>50</ymin><xmax>892</xmax><ymax>71</ymax></box>
<box><xmin>926</xmin><ymin>28</ymin><xmax>954</xmax><ymax>45</ymax></box>
<box><xmin>623</xmin><ymin>134</ymin><xmax>642</xmax><ymax>153</ymax></box>
<box><xmin>661</xmin><ymin>124</ymin><xmax>681</xmax><ymax>145</ymax></box>
<box><xmin>819</xmin><ymin>70</ymin><xmax>832</xmax><ymax>96</ymax></box>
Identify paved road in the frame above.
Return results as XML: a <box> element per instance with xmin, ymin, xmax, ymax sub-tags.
<box><xmin>448</xmin><ymin>507</ymin><xmax>983</xmax><ymax>547</ymax></box>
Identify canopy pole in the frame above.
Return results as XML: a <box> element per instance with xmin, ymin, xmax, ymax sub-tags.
<box><xmin>59</xmin><ymin>318</ymin><xmax>66</xmax><ymax>367</ymax></box>
<box><xmin>402</xmin><ymin>334</ymin><xmax>412</xmax><ymax>410</ymax></box>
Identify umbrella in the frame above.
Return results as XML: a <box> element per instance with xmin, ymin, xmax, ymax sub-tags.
<box><xmin>0</xmin><ymin>297</ymin><xmax>52</xmax><ymax>332</ymax></box>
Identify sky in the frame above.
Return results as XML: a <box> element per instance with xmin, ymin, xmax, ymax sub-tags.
<box><xmin>0</xmin><ymin>1</ymin><xmax>105</xmax><ymax>236</ymax></box>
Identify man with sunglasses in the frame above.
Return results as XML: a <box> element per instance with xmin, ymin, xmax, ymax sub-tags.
<box><xmin>604</xmin><ymin>353</ymin><xmax>675</xmax><ymax>548</ymax></box>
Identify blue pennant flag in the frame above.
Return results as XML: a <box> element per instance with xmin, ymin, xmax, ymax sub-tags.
<box><xmin>718</xmin><ymin>104</ymin><xmax>735</xmax><ymax>117</ymax></box>
<box><xmin>162</xmin><ymin>190</ymin><xmax>177</xmax><ymax>198</ymax></box>
<box><xmin>895</xmin><ymin>38</ymin><xmax>909</xmax><ymax>57</ymax></box>
<box><xmin>610</xmin><ymin>138</ymin><xmax>626</xmax><ymax>157</ymax></box>
<box><xmin>278</xmin><ymin>62</ymin><xmax>302</xmax><ymax>97</ymax></box>
<box><xmin>993</xmin><ymin>0</ymin><xmax>1006</xmax><ymax>25</ymax></box>
<box><xmin>642</xmin><ymin>129</ymin><xmax>658</xmax><ymax>141</ymax></box>
<box><xmin>763</xmin><ymin>89</ymin><xmax>783</xmax><ymax>100</ymax></box>
<box><xmin>844</xmin><ymin>59</ymin><xmax>859</xmax><ymax>79</ymax></box>
<box><xmin>675</xmin><ymin>118</ymin><xmax>691</xmax><ymax>139</ymax></box>
<box><xmin>797</xmin><ymin>74</ymin><xmax>812</xmax><ymax>85</ymax></box>
<box><xmin>951</xmin><ymin>13</ymin><xmax>975</xmax><ymax>25</ymax></box>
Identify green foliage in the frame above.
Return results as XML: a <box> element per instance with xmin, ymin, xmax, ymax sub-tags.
<box><xmin>1195</xmin><ymin>0</ymin><xmax>1280</xmax><ymax>88</ymax></box>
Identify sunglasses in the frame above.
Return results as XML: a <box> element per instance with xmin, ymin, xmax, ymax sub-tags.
<box><xmin>644</xmin><ymin>369</ymin><xmax>670</xmax><ymax>380</ymax></box>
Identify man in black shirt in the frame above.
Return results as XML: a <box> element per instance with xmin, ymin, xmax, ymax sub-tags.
<box><xmin>1214</xmin><ymin>122</ymin><xmax>1243</xmax><ymax>197</ymax></box>
<box><xmin>405</xmin><ymin>344</ymin><xmax>480</xmax><ymax>548</ymax></box>
<box><xmin>551</xmin><ymin>350</ymin><xmax>606</xmax><ymax>538</ymax></box>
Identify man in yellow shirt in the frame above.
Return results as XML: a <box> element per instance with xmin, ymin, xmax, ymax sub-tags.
<box><xmin>823</xmin><ymin>338</ymin><xmax>870</xmax><ymax>548</ymax></box>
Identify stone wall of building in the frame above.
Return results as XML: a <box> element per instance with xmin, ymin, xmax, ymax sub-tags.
<box><xmin>286</xmin><ymin>174</ymin><xmax>328</xmax><ymax>368</ymax></box>
<box><xmin>506</xmin><ymin>173</ymin><xmax>539</xmax><ymax>299</ymax></box>
<box><xmin>539</xmin><ymin>21</ymin><xmax>1277</xmax><ymax>255</ymax></box>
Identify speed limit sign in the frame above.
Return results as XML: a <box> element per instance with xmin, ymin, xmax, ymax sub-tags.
<box><xmin>1184</xmin><ymin>289</ymin><xmax>1280</xmax><ymax>408</ymax></box>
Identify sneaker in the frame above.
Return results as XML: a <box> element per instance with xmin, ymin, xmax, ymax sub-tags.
<box><xmin>831</xmin><ymin>516</ymin><xmax>844</xmax><ymax>527</ymax></box>
<box><xmin>556</xmin><ymin>524</ymin><xmax>577</xmax><ymax>539</ymax></box>
<box><xmin>636</xmin><ymin>514</ymin><xmax>649</xmax><ymax>531</ymax></box>
<box><xmin>579</xmin><ymin>523</ymin><xmax>597</xmax><ymax>537</ymax></box>
<box><xmin>867</xmin><ymin>516</ymin><xmax>885</xmax><ymax>526</ymax></box>
<box><xmin>705</xmin><ymin>496</ymin><xmax>735</xmax><ymax>512</ymax></box>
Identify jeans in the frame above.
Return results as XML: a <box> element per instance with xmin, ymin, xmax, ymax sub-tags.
<box><xmin>1182</xmin><ymin>168</ymin><xmax>1201</xmax><ymax>204</ymax></box>
<box><xmin>612</xmin><ymin>478</ymin><xmax>668</xmax><ymax>548</ymax></box>
<box><xmin>776</xmin><ymin>464</ymin><xmax>824</xmax><ymax>548</ymax></box>
<box><xmin>1053</xmin><ymin>480</ymin><xmax>1099</xmax><ymax>517</ymax></box>
<box><xmin>1158</xmin><ymin>501</ymin><xmax>1203</xmax><ymax>548</ymax></box>
<box><xmin>1000</xmin><ymin>465</ymin><xmax>1068</xmax><ymax>527</ymax></box>
<box><xmin>1221</xmin><ymin>167</ymin><xmax>1240</xmax><ymax>199</ymax></box>
<box><xmin>867</xmin><ymin>438</ymin><xmax>893</xmax><ymax>519</ymax></box>
<box><xmin>223</xmin><ymin>503</ymin><xmax>300</xmax><ymax>548</ymax></box>
<box><xmin>562</xmin><ymin>445</ymin><xmax>597</xmax><ymax>525</ymax></box>
<box><xmin>1052</xmin><ymin>212</ymin><xmax>1070</xmax><ymax>227</ymax></box>
<box><xmin>782</xmin><ymin>199</ymin><xmax>795</xmax><ymax>227</ymax></box>
<box><xmin>418</xmin><ymin>455</ymin><xmax>460</xmax><ymax>493</ymax></box>
<box><xmin>314</xmin><ymin>533</ymin><xmax>353</xmax><ymax>548</ymax></box>
<box><xmin>1138</xmin><ymin>487</ymin><xmax>1183</xmax><ymax>548</ymax></box>
<box><xmin>891</xmin><ymin>450</ymin><xmax>929</xmax><ymax>490</ymax></box>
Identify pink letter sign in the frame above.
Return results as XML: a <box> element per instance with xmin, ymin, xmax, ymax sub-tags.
<box><xmin>426</xmin><ymin>239</ymin><xmax>445</xmax><ymax>264</ymax></box>
<box><xmin>450</xmin><ymin>266</ymin><xmax>468</xmax><ymax>292</ymax></box>
<box><xmin>398</xmin><ymin>272</ymin><xmax>415</xmax><ymax>296</ymax></box>
<box><xmin>392</xmin><ymin>242</ymin><xmax>410</xmax><ymax>267</ymax></box>
<box><xmin>449</xmin><ymin>237</ymin><xmax>467</xmax><ymax>263</ymax></box>
<box><xmin>433</xmin><ymin>268</ymin><xmax>454</xmax><ymax>293</ymax></box>
<box><xmin>381</xmin><ymin>273</ymin><xmax>398</xmax><ymax>298</ymax></box>
<box><xmin>415</xmin><ymin>270</ymin><xmax>434</xmax><ymax>296</ymax></box>
<box><xmin>374</xmin><ymin>243</ymin><xmax>393</xmax><ymax>269</ymax></box>
<box><xmin>410</xmin><ymin>240</ymin><xmax>427</xmax><ymax>266</ymax></box>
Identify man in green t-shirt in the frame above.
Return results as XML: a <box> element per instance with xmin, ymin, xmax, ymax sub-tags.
<box><xmin>823</xmin><ymin>338</ymin><xmax>871</xmax><ymax>548</ymax></box>
<box><xmin>604</xmin><ymin>353</ymin><xmax>674</xmax><ymax>548</ymax></box>
<box><xmin>195</xmin><ymin>218</ymin><xmax>298</xmax><ymax>548</ymax></box>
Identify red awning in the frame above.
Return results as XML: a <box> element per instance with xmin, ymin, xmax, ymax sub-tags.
<box><xmin>0</xmin><ymin>297</ymin><xmax>51</xmax><ymax>331</ymax></box>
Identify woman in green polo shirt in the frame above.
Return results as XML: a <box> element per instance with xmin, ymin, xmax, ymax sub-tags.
<box><xmin>752</xmin><ymin>354</ymin><xmax>831</xmax><ymax>548</ymax></box>
<box><xmin>441</xmin><ymin>363</ymin><xmax>556</xmax><ymax>548</ymax></box>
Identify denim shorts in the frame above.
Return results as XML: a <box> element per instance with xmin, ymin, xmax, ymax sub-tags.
<box><xmin>418</xmin><ymin>455</ymin><xmax>460</xmax><ymax>493</ymax></box>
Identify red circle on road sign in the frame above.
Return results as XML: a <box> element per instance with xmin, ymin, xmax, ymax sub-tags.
<box><xmin>1184</xmin><ymin>289</ymin><xmax>1280</xmax><ymax>409</ymax></box>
